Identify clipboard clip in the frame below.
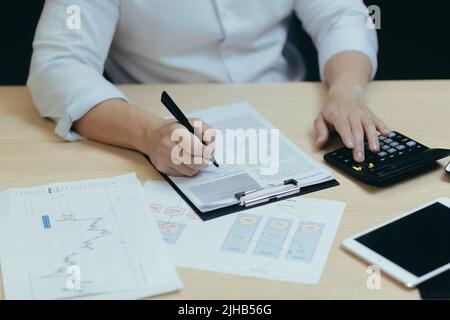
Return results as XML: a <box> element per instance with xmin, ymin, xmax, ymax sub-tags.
<box><xmin>235</xmin><ymin>179</ymin><xmax>301</xmax><ymax>207</ymax></box>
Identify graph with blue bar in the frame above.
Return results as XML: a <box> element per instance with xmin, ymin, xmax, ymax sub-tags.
<box><xmin>41</xmin><ymin>215</ymin><xmax>51</xmax><ymax>229</ymax></box>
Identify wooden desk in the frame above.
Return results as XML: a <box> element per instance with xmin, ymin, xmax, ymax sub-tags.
<box><xmin>1</xmin><ymin>81</ymin><xmax>449</xmax><ymax>299</ymax></box>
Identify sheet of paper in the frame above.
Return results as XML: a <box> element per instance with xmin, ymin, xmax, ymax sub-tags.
<box><xmin>143</xmin><ymin>180</ymin><xmax>345</xmax><ymax>284</ymax></box>
<box><xmin>169</xmin><ymin>101</ymin><xmax>335</xmax><ymax>211</ymax></box>
<box><xmin>0</xmin><ymin>173</ymin><xmax>183</xmax><ymax>300</ymax></box>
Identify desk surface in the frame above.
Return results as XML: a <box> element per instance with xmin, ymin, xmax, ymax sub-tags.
<box><xmin>1</xmin><ymin>80</ymin><xmax>449</xmax><ymax>299</ymax></box>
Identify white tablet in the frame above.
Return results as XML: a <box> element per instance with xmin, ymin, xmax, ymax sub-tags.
<box><xmin>343</xmin><ymin>198</ymin><xmax>450</xmax><ymax>288</ymax></box>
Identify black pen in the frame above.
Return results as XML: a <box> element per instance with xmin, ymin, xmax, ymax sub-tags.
<box><xmin>161</xmin><ymin>91</ymin><xmax>219</xmax><ymax>168</ymax></box>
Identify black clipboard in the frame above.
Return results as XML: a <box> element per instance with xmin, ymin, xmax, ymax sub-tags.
<box><xmin>143</xmin><ymin>154</ymin><xmax>339</xmax><ymax>221</ymax></box>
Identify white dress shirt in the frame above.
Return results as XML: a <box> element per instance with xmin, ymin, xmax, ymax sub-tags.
<box><xmin>27</xmin><ymin>0</ymin><xmax>377</xmax><ymax>141</ymax></box>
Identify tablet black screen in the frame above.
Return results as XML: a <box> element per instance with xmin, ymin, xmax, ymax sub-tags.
<box><xmin>356</xmin><ymin>202</ymin><xmax>450</xmax><ymax>277</ymax></box>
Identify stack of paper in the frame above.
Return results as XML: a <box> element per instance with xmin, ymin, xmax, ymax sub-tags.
<box><xmin>0</xmin><ymin>173</ymin><xmax>182</xmax><ymax>299</ymax></box>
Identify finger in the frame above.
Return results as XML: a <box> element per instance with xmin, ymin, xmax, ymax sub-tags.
<box><xmin>190</xmin><ymin>118</ymin><xmax>216</xmax><ymax>145</ymax></box>
<box><xmin>203</xmin><ymin>141</ymin><xmax>215</xmax><ymax>160</ymax></box>
<box><xmin>184</xmin><ymin>156</ymin><xmax>211</xmax><ymax>170</ymax></box>
<box><xmin>202</xmin><ymin>126</ymin><xmax>216</xmax><ymax>146</ymax></box>
<box><xmin>173</xmin><ymin>127</ymin><xmax>204</xmax><ymax>158</ymax></box>
<box><xmin>171</xmin><ymin>163</ymin><xmax>199</xmax><ymax>177</ymax></box>
<box><xmin>168</xmin><ymin>142</ymin><xmax>187</xmax><ymax>166</ymax></box>
<box><xmin>350</xmin><ymin>117</ymin><xmax>365</xmax><ymax>162</ymax></box>
<box><xmin>373</xmin><ymin>116</ymin><xmax>391</xmax><ymax>136</ymax></box>
<box><xmin>161</xmin><ymin>137</ymin><xmax>185</xmax><ymax>167</ymax></box>
<box><xmin>334</xmin><ymin>118</ymin><xmax>355</xmax><ymax>149</ymax></box>
<box><xmin>177</xmin><ymin>139</ymin><xmax>215</xmax><ymax>169</ymax></box>
<box><xmin>363</xmin><ymin>118</ymin><xmax>380</xmax><ymax>152</ymax></box>
<box><xmin>171</xmin><ymin>144</ymin><xmax>209</xmax><ymax>170</ymax></box>
<box><xmin>314</xmin><ymin>115</ymin><xmax>329</xmax><ymax>148</ymax></box>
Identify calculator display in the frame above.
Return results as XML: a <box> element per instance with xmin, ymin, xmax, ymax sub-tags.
<box><xmin>356</xmin><ymin>203</ymin><xmax>450</xmax><ymax>277</ymax></box>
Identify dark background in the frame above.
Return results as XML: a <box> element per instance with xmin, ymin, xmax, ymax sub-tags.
<box><xmin>0</xmin><ymin>0</ymin><xmax>449</xmax><ymax>85</ymax></box>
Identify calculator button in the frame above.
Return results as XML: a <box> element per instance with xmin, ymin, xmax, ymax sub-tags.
<box><xmin>368</xmin><ymin>163</ymin><xmax>375</xmax><ymax>170</ymax></box>
<box><xmin>406</xmin><ymin>141</ymin><xmax>417</xmax><ymax>147</ymax></box>
<box><xmin>387</xmin><ymin>148</ymin><xmax>397</xmax><ymax>154</ymax></box>
<box><xmin>382</xmin><ymin>145</ymin><xmax>391</xmax><ymax>151</ymax></box>
<box><xmin>384</xmin><ymin>138</ymin><xmax>393</xmax><ymax>144</ymax></box>
<box><xmin>379</xmin><ymin>136</ymin><xmax>386</xmax><ymax>141</ymax></box>
<box><xmin>377</xmin><ymin>151</ymin><xmax>388</xmax><ymax>157</ymax></box>
<box><xmin>388</xmin><ymin>132</ymin><xmax>397</xmax><ymax>138</ymax></box>
<box><xmin>396</xmin><ymin>145</ymin><xmax>406</xmax><ymax>150</ymax></box>
<box><xmin>352</xmin><ymin>165</ymin><xmax>363</xmax><ymax>172</ymax></box>
<box><xmin>390</xmin><ymin>142</ymin><xmax>400</xmax><ymax>147</ymax></box>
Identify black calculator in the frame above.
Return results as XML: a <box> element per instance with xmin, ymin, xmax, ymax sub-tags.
<box><xmin>324</xmin><ymin>131</ymin><xmax>450</xmax><ymax>186</ymax></box>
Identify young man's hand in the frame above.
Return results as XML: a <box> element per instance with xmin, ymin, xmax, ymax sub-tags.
<box><xmin>145</xmin><ymin>118</ymin><xmax>216</xmax><ymax>176</ymax></box>
<box><xmin>316</xmin><ymin>51</ymin><xmax>390</xmax><ymax>163</ymax></box>
<box><xmin>315</xmin><ymin>84</ymin><xmax>390</xmax><ymax>162</ymax></box>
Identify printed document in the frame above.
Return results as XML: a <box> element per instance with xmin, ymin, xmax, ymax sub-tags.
<box><xmin>144</xmin><ymin>180</ymin><xmax>344</xmax><ymax>284</ymax></box>
<box><xmin>0</xmin><ymin>173</ymin><xmax>182</xmax><ymax>299</ymax></box>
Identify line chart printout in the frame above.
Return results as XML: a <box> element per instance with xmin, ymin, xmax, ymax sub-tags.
<box><xmin>0</xmin><ymin>173</ymin><xmax>182</xmax><ymax>300</ymax></box>
<box><xmin>143</xmin><ymin>180</ymin><xmax>345</xmax><ymax>284</ymax></box>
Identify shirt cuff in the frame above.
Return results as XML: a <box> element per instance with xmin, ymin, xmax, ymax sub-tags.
<box><xmin>54</xmin><ymin>85</ymin><xmax>129</xmax><ymax>142</ymax></box>
<box><xmin>317</xmin><ymin>26</ymin><xmax>378</xmax><ymax>81</ymax></box>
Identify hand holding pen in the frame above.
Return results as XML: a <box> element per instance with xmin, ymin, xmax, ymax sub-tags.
<box><xmin>150</xmin><ymin>91</ymin><xmax>218</xmax><ymax>176</ymax></box>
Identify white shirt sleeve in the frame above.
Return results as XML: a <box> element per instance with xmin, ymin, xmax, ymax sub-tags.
<box><xmin>27</xmin><ymin>0</ymin><xmax>128</xmax><ymax>141</ymax></box>
<box><xmin>294</xmin><ymin>0</ymin><xmax>378</xmax><ymax>81</ymax></box>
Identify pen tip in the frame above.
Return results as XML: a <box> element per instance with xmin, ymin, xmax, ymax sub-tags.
<box><xmin>213</xmin><ymin>161</ymin><xmax>219</xmax><ymax>168</ymax></box>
